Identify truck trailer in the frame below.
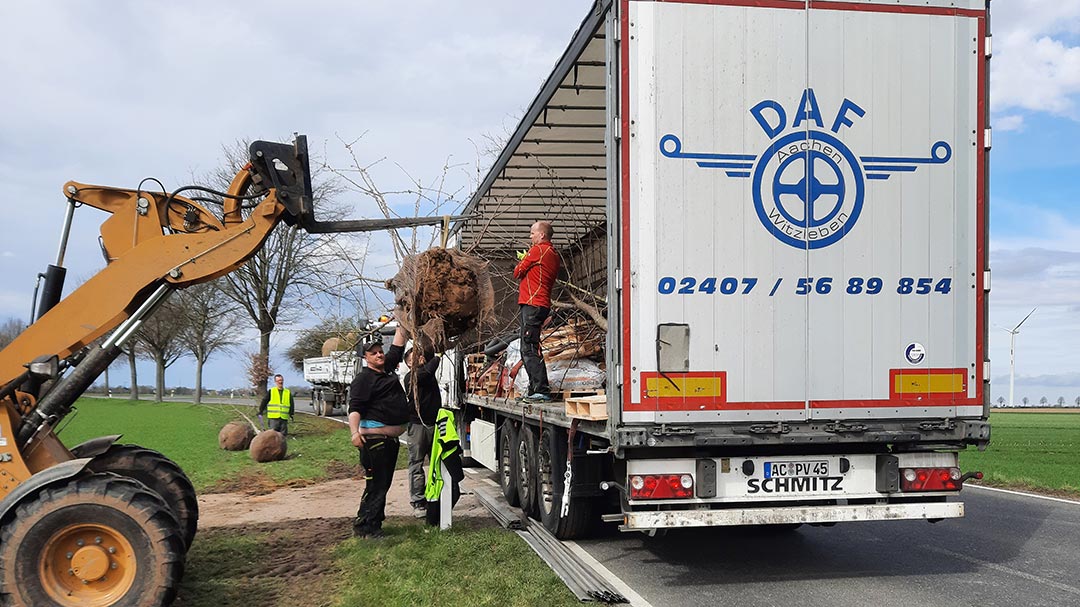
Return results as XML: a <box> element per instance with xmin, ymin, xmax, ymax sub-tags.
<box><xmin>450</xmin><ymin>0</ymin><xmax>992</xmax><ymax>538</ymax></box>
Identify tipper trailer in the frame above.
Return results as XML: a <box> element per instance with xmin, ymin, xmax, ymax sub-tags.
<box><xmin>450</xmin><ymin>0</ymin><xmax>992</xmax><ymax>538</ymax></box>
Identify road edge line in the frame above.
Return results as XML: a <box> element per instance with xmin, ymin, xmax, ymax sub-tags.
<box><xmin>563</xmin><ymin>540</ymin><xmax>654</xmax><ymax>607</ymax></box>
<box><xmin>966</xmin><ymin>484</ymin><xmax>1080</xmax><ymax>505</ymax></box>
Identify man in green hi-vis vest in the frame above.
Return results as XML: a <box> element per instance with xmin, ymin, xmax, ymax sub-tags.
<box><xmin>425</xmin><ymin>408</ymin><xmax>464</xmax><ymax>527</ymax></box>
<box><xmin>258</xmin><ymin>374</ymin><xmax>294</xmax><ymax>435</ymax></box>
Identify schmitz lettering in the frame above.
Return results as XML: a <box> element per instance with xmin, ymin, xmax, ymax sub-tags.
<box><xmin>747</xmin><ymin>476</ymin><xmax>844</xmax><ymax>494</ymax></box>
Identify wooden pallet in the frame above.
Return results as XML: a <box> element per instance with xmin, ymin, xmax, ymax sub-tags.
<box><xmin>565</xmin><ymin>394</ymin><xmax>608</xmax><ymax>420</ymax></box>
<box><xmin>556</xmin><ymin>389</ymin><xmax>604</xmax><ymax>401</ymax></box>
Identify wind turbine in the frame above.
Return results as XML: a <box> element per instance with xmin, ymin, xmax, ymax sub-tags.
<box><xmin>1005</xmin><ymin>307</ymin><xmax>1037</xmax><ymax>407</ymax></box>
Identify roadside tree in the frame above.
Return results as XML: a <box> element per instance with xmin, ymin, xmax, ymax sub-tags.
<box><xmin>0</xmin><ymin>317</ymin><xmax>25</xmax><ymax>349</ymax></box>
<box><xmin>136</xmin><ymin>298</ymin><xmax>189</xmax><ymax>402</ymax></box>
<box><xmin>177</xmin><ymin>281</ymin><xmax>243</xmax><ymax>404</ymax></box>
<box><xmin>205</xmin><ymin>140</ymin><xmax>344</xmax><ymax>405</ymax></box>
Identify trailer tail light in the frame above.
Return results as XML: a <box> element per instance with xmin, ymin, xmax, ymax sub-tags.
<box><xmin>629</xmin><ymin>474</ymin><xmax>694</xmax><ymax>499</ymax></box>
<box><xmin>900</xmin><ymin>467</ymin><xmax>962</xmax><ymax>492</ymax></box>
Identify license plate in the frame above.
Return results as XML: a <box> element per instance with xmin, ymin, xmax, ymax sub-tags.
<box><xmin>764</xmin><ymin>460</ymin><xmax>830</xmax><ymax>479</ymax></box>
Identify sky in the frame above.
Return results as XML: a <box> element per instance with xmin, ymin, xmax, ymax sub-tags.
<box><xmin>1</xmin><ymin>1</ymin><xmax>1078</xmax><ymax>403</ymax></box>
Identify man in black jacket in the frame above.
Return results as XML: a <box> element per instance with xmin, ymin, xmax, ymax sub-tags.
<box><xmin>404</xmin><ymin>346</ymin><xmax>441</xmax><ymax>518</ymax></box>
<box><xmin>348</xmin><ymin>325</ymin><xmax>409</xmax><ymax>538</ymax></box>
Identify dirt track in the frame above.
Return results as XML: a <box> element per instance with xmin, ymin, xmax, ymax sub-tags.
<box><xmin>198</xmin><ymin>474</ymin><xmax>488</xmax><ymax>528</ymax></box>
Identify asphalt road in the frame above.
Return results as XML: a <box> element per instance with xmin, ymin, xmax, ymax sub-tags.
<box><xmin>574</xmin><ymin>488</ymin><xmax>1080</xmax><ymax>607</ymax></box>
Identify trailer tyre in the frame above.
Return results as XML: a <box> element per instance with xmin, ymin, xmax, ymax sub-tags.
<box><xmin>87</xmin><ymin>444</ymin><xmax>199</xmax><ymax>551</ymax></box>
<box><xmin>0</xmin><ymin>473</ymin><xmax>184</xmax><ymax>607</ymax></box>
<box><xmin>537</xmin><ymin>427</ymin><xmax>593</xmax><ymax>539</ymax></box>
<box><xmin>516</xmin><ymin>424</ymin><xmax>540</xmax><ymax>518</ymax></box>
<box><xmin>498</xmin><ymin>420</ymin><xmax>520</xmax><ymax>506</ymax></box>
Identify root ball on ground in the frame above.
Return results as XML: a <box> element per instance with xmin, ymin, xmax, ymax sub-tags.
<box><xmin>219</xmin><ymin>422</ymin><xmax>255</xmax><ymax>451</ymax></box>
<box><xmin>250</xmin><ymin>430</ymin><xmax>287</xmax><ymax>462</ymax></box>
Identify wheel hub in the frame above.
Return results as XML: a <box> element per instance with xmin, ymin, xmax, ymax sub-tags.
<box><xmin>71</xmin><ymin>545</ymin><xmax>110</xmax><ymax>581</ymax></box>
<box><xmin>42</xmin><ymin>523</ymin><xmax>137</xmax><ymax>605</ymax></box>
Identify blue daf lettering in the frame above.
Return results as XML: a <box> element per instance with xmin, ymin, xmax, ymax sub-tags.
<box><xmin>659</xmin><ymin>89</ymin><xmax>952</xmax><ymax>250</ymax></box>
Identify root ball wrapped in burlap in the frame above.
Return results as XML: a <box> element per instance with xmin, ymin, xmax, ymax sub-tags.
<box><xmin>218</xmin><ymin>422</ymin><xmax>255</xmax><ymax>451</ymax></box>
<box><xmin>386</xmin><ymin>248</ymin><xmax>494</xmax><ymax>351</ymax></box>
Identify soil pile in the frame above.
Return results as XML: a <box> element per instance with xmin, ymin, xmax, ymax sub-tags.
<box><xmin>387</xmin><ymin>248</ymin><xmax>494</xmax><ymax>351</ymax></box>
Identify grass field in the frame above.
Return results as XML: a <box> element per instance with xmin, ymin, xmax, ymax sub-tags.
<box><xmin>57</xmin><ymin>397</ymin><xmax>383</xmax><ymax>492</ymax></box>
<box><xmin>331</xmin><ymin>518</ymin><xmax>581</xmax><ymax>607</ymax></box>
<box><xmin>960</xmin><ymin>410</ymin><xmax>1080</xmax><ymax>497</ymax></box>
<box><xmin>56</xmin><ymin>397</ymin><xmax>573</xmax><ymax>607</ymax></box>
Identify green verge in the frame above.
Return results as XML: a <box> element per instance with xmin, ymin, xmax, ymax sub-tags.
<box><xmin>57</xmin><ymin>397</ymin><xmax>406</xmax><ymax>492</ymax></box>
<box><xmin>332</xmin><ymin>518</ymin><xmax>581</xmax><ymax>607</ymax></box>
<box><xmin>959</xmin><ymin>411</ymin><xmax>1080</xmax><ymax>497</ymax></box>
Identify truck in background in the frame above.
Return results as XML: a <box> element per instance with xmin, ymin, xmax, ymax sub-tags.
<box><xmin>449</xmin><ymin>0</ymin><xmax>992</xmax><ymax>539</ymax></box>
<box><xmin>303</xmin><ymin>316</ymin><xmax>400</xmax><ymax>416</ymax></box>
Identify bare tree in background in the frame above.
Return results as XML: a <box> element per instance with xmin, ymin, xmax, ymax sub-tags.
<box><xmin>0</xmin><ymin>317</ymin><xmax>25</xmax><ymax>350</ymax></box>
<box><xmin>177</xmin><ymin>281</ymin><xmax>242</xmax><ymax>404</ymax></box>
<box><xmin>203</xmin><ymin>139</ymin><xmax>345</xmax><ymax>405</ymax></box>
<box><xmin>125</xmin><ymin>347</ymin><xmax>139</xmax><ymax>400</ymax></box>
<box><xmin>136</xmin><ymin>298</ymin><xmax>189</xmax><ymax>402</ymax></box>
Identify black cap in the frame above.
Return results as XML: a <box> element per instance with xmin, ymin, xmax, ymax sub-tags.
<box><xmin>360</xmin><ymin>340</ymin><xmax>383</xmax><ymax>354</ymax></box>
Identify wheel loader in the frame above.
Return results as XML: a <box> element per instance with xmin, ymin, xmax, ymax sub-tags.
<box><xmin>0</xmin><ymin>135</ymin><xmax>459</xmax><ymax>606</ymax></box>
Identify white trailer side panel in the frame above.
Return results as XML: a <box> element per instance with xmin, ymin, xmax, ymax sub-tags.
<box><xmin>623</xmin><ymin>0</ymin><xmax>986</xmax><ymax>423</ymax></box>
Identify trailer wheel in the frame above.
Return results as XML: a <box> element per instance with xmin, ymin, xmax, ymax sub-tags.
<box><xmin>498</xmin><ymin>420</ymin><xmax>520</xmax><ymax>506</ymax></box>
<box><xmin>0</xmin><ymin>473</ymin><xmax>184</xmax><ymax>607</ymax></box>
<box><xmin>537</xmin><ymin>427</ymin><xmax>594</xmax><ymax>539</ymax></box>
<box><xmin>87</xmin><ymin>444</ymin><xmax>199</xmax><ymax>551</ymax></box>
<box><xmin>516</xmin><ymin>424</ymin><xmax>540</xmax><ymax>518</ymax></box>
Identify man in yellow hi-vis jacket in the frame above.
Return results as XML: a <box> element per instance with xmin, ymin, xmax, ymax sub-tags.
<box><xmin>424</xmin><ymin>408</ymin><xmax>465</xmax><ymax>526</ymax></box>
<box><xmin>258</xmin><ymin>374</ymin><xmax>294</xmax><ymax>435</ymax></box>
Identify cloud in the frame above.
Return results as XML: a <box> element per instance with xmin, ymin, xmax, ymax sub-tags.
<box><xmin>990</xmin><ymin>1</ymin><xmax>1080</xmax><ymax>119</ymax></box>
<box><xmin>991</xmin><ymin>248</ymin><xmax>1080</xmax><ymax>281</ymax></box>
<box><xmin>994</xmin><ymin>115</ymin><xmax>1025</xmax><ymax>132</ymax></box>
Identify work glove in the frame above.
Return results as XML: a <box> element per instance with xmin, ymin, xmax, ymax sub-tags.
<box><xmin>258</xmin><ymin>414</ymin><xmax>265</xmax><ymax>429</ymax></box>
<box><xmin>516</xmin><ymin>249</ymin><xmax>527</xmax><ymax>261</ymax></box>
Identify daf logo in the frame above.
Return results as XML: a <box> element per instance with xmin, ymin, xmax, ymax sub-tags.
<box><xmin>660</xmin><ymin>89</ymin><xmax>952</xmax><ymax>250</ymax></box>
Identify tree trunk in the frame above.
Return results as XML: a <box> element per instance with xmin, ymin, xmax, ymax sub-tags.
<box><xmin>194</xmin><ymin>357</ymin><xmax>204</xmax><ymax>404</ymax></box>
<box><xmin>127</xmin><ymin>348</ymin><xmax>139</xmax><ymax>400</ymax></box>
<box><xmin>256</xmin><ymin>321</ymin><xmax>272</xmax><ymax>404</ymax></box>
<box><xmin>155</xmin><ymin>352</ymin><xmax>165</xmax><ymax>403</ymax></box>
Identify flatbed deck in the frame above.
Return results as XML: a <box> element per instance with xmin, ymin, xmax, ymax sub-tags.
<box><xmin>463</xmin><ymin>393</ymin><xmax>610</xmax><ymax>437</ymax></box>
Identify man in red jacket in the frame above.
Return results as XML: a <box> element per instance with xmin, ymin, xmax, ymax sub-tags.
<box><xmin>513</xmin><ymin>220</ymin><xmax>560</xmax><ymax>402</ymax></box>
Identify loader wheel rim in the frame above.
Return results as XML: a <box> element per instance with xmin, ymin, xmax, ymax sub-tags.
<box><xmin>42</xmin><ymin>523</ymin><xmax>136</xmax><ymax>606</ymax></box>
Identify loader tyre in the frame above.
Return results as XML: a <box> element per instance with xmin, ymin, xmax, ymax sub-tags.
<box><xmin>516</xmin><ymin>424</ymin><xmax>540</xmax><ymax>518</ymax></box>
<box><xmin>498</xmin><ymin>420</ymin><xmax>520</xmax><ymax>506</ymax></box>
<box><xmin>87</xmin><ymin>445</ymin><xmax>198</xmax><ymax>550</ymax></box>
<box><xmin>537</xmin><ymin>427</ymin><xmax>593</xmax><ymax>539</ymax></box>
<box><xmin>0</xmin><ymin>473</ymin><xmax>184</xmax><ymax>607</ymax></box>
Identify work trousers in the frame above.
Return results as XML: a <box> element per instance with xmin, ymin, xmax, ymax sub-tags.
<box><xmin>353</xmin><ymin>436</ymin><xmax>400</xmax><ymax>536</ymax></box>
<box><xmin>425</xmin><ymin>451</ymin><xmax>465</xmax><ymax>526</ymax></box>
<box><xmin>268</xmin><ymin>417</ymin><xmax>288</xmax><ymax>436</ymax></box>
<box><xmin>407</xmin><ymin>421</ymin><xmax>435</xmax><ymax>507</ymax></box>
<box><xmin>519</xmin><ymin>304</ymin><xmax>551</xmax><ymax>395</ymax></box>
